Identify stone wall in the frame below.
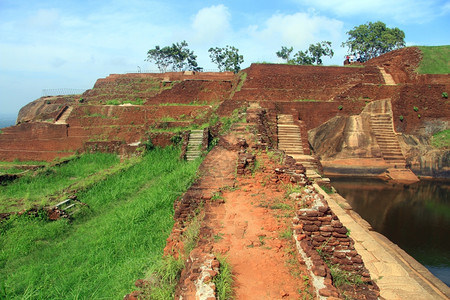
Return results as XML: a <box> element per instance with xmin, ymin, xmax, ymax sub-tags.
<box><xmin>291</xmin><ymin>185</ymin><xmax>380</xmax><ymax>299</ymax></box>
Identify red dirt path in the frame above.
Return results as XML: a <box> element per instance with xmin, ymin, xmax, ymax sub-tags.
<box><xmin>202</xmin><ymin>151</ymin><xmax>311</xmax><ymax>299</ymax></box>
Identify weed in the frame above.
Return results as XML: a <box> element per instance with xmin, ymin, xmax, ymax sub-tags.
<box><xmin>442</xmin><ymin>92</ymin><xmax>448</xmax><ymax>98</ymax></box>
<box><xmin>211</xmin><ymin>191</ymin><xmax>225</xmax><ymax>202</ymax></box>
<box><xmin>258</xmin><ymin>235</ymin><xmax>267</xmax><ymax>246</ymax></box>
<box><xmin>279</xmin><ymin>228</ymin><xmax>293</xmax><ymax>239</ymax></box>
<box><xmin>183</xmin><ymin>213</ymin><xmax>202</xmax><ymax>255</ymax></box>
<box><xmin>214</xmin><ymin>255</ymin><xmax>234</xmax><ymax>300</ymax></box>
<box><xmin>144</xmin><ymin>256</ymin><xmax>185</xmax><ymax>299</ymax></box>
<box><xmin>338</xmin><ymin>105</ymin><xmax>343</xmax><ymax>110</ymax></box>
<box><xmin>320</xmin><ymin>185</ymin><xmax>334</xmax><ymax>194</ymax></box>
<box><xmin>214</xmin><ymin>233</ymin><xmax>224</xmax><ymax>242</ymax></box>
<box><xmin>431</xmin><ymin>129</ymin><xmax>450</xmax><ymax>149</ymax></box>
<box><xmin>399</xmin><ymin>115</ymin><xmax>404</xmax><ymax>121</ymax></box>
<box><xmin>413</xmin><ymin>106</ymin><xmax>419</xmax><ymax>112</ymax></box>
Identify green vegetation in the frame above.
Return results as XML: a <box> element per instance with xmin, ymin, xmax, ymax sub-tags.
<box><xmin>209</xmin><ymin>45</ymin><xmax>244</xmax><ymax>73</ymax></box>
<box><xmin>277</xmin><ymin>41</ymin><xmax>334</xmax><ymax>65</ymax></box>
<box><xmin>417</xmin><ymin>46</ymin><xmax>450</xmax><ymax>74</ymax></box>
<box><xmin>293</xmin><ymin>99</ymin><xmax>319</xmax><ymax>102</ymax></box>
<box><xmin>0</xmin><ymin>147</ymin><xmax>201</xmax><ymax>299</ymax></box>
<box><xmin>431</xmin><ymin>129</ymin><xmax>450</xmax><ymax>149</ymax></box>
<box><xmin>146</xmin><ymin>40</ymin><xmax>201</xmax><ymax>72</ymax></box>
<box><xmin>106</xmin><ymin>98</ymin><xmax>144</xmax><ymax>105</ymax></box>
<box><xmin>443</xmin><ymin>92</ymin><xmax>448</xmax><ymax>99</ymax></box>
<box><xmin>342</xmin><ymin>21</ymin><xmax>405</xmax><ymax>61</ymax></box>
<box><xmin>219</xmin><ymin>106</ymin><xmax>247</xmax><ymax>134</ymax></box>
<box><xmin>214</xmin><ymin>255</ymin><xmax>234</xmax><ymax>300</ymax></box>
<box><xmin>0</xmin><ymin>153</ymin><xmax>121</xmax><ymax>212</ymax></box>
<box><xmin>141</xmin><ymin>256</ymin><xmax>185</xmax><ymax>299</ymax></box>
<box><xmin>235</xmin><ymin>72</ymin><xmax>247</xmax><ymax>93</ymax></box>
<box><xmin>413</xmin><ymin>106</ymin><xmax>419</xmax><ymax>112</ymax></box>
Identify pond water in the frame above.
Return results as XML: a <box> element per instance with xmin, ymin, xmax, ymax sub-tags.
<box><xmin>329</xmin><ymin>177</ymin><xmax>450</xmax><ymax>287</ymax></box>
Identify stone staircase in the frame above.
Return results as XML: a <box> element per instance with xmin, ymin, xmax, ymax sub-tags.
<box><xmin>186</xmin><ymin>130</ymin><xmax>204</xmax><ymax>161</ymax></box>
<box><xmin>277</xmin><ymin>114</ymin><xmax>324</xmax><ymax>181</ymax></box>
<box><xmin>277</xmin><ymin>114</ymin><xmax>304</xmax><ymax>156</ymax></box>
<box><xmin>370</xmin><ymin>114</ymin><xmax>406</xmax><ymax>168</ymax></box>
<box><xmin>378</xmin><ymin>67</ymin><xmax>396</xmax><ymax>85</ymax></box>
<box><xmin>367</xmin><ymin>100</ymin><xmax>419</xmax><ymax>183</ymax></box>
<box><xmin>55</xmin><ymin>106</ymin><xmax>73</xmax><ymax>124</ymax></box>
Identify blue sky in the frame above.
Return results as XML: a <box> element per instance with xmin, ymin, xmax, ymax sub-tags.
<box><xmin>1</xmin><ymin>0</ymin><xmax>449</xmax><ymax>118</ymax></box>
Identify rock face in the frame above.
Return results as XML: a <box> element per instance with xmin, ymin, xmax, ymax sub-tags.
<box><xmin>309</xmin><ymin>114</ymin><xmax>380</xmax><ymax>160</ymax></box>
<box><xmin>17</xmin><ymin>96</ymin><xmax>77</xmax><ymax>124</ymax></box>
<box><xmin>399</xmin><ymin>120</ymin><xmax>450</xmax><ymax>178</ymax></box>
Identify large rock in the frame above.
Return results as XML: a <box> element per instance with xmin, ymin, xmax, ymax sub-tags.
<box><xmin>308</xmin><ymin>114</ymin><xmax>381</xmax><ymax>160</ymax></box>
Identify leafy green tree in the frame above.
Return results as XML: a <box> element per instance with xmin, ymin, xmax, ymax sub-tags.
<box><xmin>291</xmin><ymin>50</ymin><xmax>314</xmax><ymax>65</ymax></box>
<box><xmin>146</xmin><ymin>41</ymin><xmax>201</xmax><ymax>72</ymax></box>
<box><xmin>146</xmin><ymin>45</ymin><xmax>172</xmax><ymax>73</ymax></box>
<box><xmin>280</xmin><ymin>41</ymin><xmax>333</xmax><ymax>65</ymax></box>
<box><xmin>342</xmin><ymin>21</ymin><xmax>405</xmax><ymax>61</ymax></box>
<box><xmin>276</xmin><ymin>46</ymin><xmax>294</xmax><ymax>63</ymax></box>
<box><xmin>208</xmin><ymin>45</ymin><xmax>244</xmax><ymax>73</ymax></box>
<box><xmin>308</xmin><ymin>41</ymin><xmax>334</xmax><ymax>65</ymax></box>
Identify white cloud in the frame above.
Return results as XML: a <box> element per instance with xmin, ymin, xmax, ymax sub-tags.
<box><xmin>191</xmin><ymin>5</ymin><xmax>232</xmax><ymax>44</ymax></box>
<box><xmin>241</xmin><ymin>11</ymin><xmax>344</xmax><ymax>64</ymax></box>
<box><xmin>295</xmin><ymin>0</ymin><xmax>447</xmax><ymax>24</ymax></box>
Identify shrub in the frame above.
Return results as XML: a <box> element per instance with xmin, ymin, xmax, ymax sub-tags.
<box><xmin>338</xmin><ymin>105</ymin><xmax>343</xmax><ymax>110</ymax></box>
<box><xmin>413</xmin><ymin>106</ymin><xmax>419</xmax><ymax>112</ymax></box>
<box><xmin>442</xmin><ymin>92</ymin><xmax>448</xmax><ymax>98</ymax></box>
<box><xmin>399</xmin><ymin>115</ymin><xmax>404</xmax><ymax>121</ymax></box>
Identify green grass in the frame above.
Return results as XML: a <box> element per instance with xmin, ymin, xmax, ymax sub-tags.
<box><xmin>0</xmin><ymin>153</ymin><xmax>121</xmax><ymax>212</ymax></box>
<box><xmin>431</xmin><ymin>129</ymin><xmax>450</xmax><ymax>149</ymax></box>
<box><xmin>0</xmin><ymin>147</ymin><xmax>201</xmax><ymax>299</ymax></box>
<box><xmin>214</xmin><ymin>255</ymin><xmax>234</xmax><ymax>300</ymax></box>
<box><xmin>417</xmin><ymin>46</ymin><xmax>450</xmax><ymax>74</ymax></box>
<box><xmin>293</xmin><ymin>99</ymin><xmax>319</xmax><ymax>102</ymax></box>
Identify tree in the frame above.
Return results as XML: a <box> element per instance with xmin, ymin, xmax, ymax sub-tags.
<box><xmin>208</xmin><ymin>45</ymin><xmax>244</xmax><ymax>73</ymax></box>
<box><xmin>278</xmin><ymin>41</ymin><xmax>334</xmax><ymax>65</ymax></box>
<box><xmin>342</xmin><ymin>21</ymin><xmax>405</xmax><ymax>61</ymax></box>
<box><xmin>291</xmin><ymin>50</ymin><xmax>314</xmax><ymax>65</ymax></box>
<box><xmin>146</xmin><ymin>41</ymin><xmax>201</xmax><ymax>72</ymax></box>
<box><xmin>276</xmin><ymin>46</ymin><xmax>294</xmax><ymax>63</ymax></box>
<box><xmin>307</xmin><ymin>41</ymin><xmax>334</xmax><ymax>65</ymax></box>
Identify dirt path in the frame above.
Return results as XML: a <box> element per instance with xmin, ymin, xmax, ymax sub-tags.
<box><xmin>203</xmin><ymin>152</ymin><xmax>310</xmax><ymax>299</ymax></box>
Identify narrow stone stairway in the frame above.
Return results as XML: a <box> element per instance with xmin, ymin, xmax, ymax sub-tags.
<box><xmin>277</xmin><ymin>114</ymin><xmax>304</xmax><ymax>156</ymax></box>
<box><xmin>370</xmin><ymin>113</ymin><xmax>406</xmax><ymax>168</ymax></box>
<box><xmin>55</xmin><ymin>106</ymin><xmax>73</xmax><ymax>124</ymax></box>
<box><xmin>277</xmin><ymin>114</ymin><xmax>323</xmax><ymax>180</ymax></box>
<box><xmin>378</xmin><ymin>67</ymin><xmax>396</xmax><ymax>85</ymax></box>
<box><xmin>185</xmin><ymin>130</ymin><xmax>204</xmax><ymax>161</ymax></box>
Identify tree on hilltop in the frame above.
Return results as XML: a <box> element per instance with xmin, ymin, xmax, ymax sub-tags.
<box><xmin>342</xmin><ymin>21</ymin><xmax>405</xmax><ymax>61</ymax></box>
<box><xmin>146</xmin><ymin>41</ymin><xmax>202</xmax><ymax>72</ymax></box>
<box><xmin>276</xmin><ymin>46</ymin><xmax>294</xmax><ymax>63</ymax></box>
<box><xmin>276</xmin><ymin>41</ymin><xmax>334</xmax><ymax>65</ymax></box>
<box><xmin>208</xmin><ymin>46</ymin><xmax>244</xmax><ymax>73</ymax></box>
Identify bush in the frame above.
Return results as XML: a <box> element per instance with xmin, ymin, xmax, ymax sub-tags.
<box><xmin>338</xmin><ymin>105</ymin><xmax>343</xmax><ymax>110</ymax></box>
<box><xmin>442</xmin><ymin>92</ymin><xmax>448</xmax><ymax>98</ymax></box>
<box><xmin>413</xmin><ymin>106</ymin><xmax>419</xmax><ymax>112</ymax></box>
<box><xmin>399</xmin><ymin>115</ymin><xmax>404</xmax><ymax>121</ymax></box>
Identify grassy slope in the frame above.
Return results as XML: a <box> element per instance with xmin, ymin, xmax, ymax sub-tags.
<box><xmin>0</xmin><ymin>153</ymin><xmax>121</xmax><ymax>212</ymax></box>
<box><xmin>417</xmin><ymin>45</ymin><xmax>450</xmax><ymax>74</ymax></box>
<box><xmin>0</xmin><ymin>148</ymin><xmax>201</xmax><ymax>299</ymax></box>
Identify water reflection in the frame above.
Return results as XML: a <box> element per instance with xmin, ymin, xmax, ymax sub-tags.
<box><xmin>330</xmin><ymin>177</ymin><xmax>450</xmax><ymax>287</ymax></box>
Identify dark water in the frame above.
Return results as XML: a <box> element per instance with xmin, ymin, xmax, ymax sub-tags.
<box><xmin>329</xmin><ymin>177</ymin><xmax>450</xmax><ymax>287</ymax></box>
